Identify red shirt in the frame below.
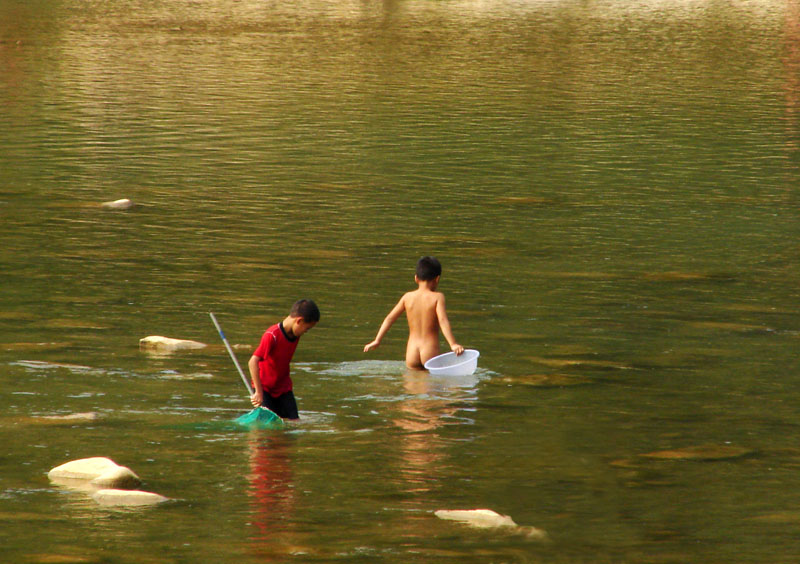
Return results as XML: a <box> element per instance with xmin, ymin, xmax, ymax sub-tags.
<box><xmin>253</xmin><ymin>323</ymin><xmax>299</xmax><ymax>397</ymax></box>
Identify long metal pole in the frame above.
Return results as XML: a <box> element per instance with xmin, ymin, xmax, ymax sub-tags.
<box><xmin>209</xmin><ymin>312</ymin><xmax>253</xmax><ymax>395</ymax></box>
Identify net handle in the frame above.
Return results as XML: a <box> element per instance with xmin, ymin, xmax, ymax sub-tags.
<box><xmin>209</xmin><ymin>312</ymin><xmax>253</xmax><ymax>396</ymax></box>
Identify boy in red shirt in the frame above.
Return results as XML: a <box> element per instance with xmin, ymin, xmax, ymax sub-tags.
<box><xmin>247</xmin><ymin>299</ymin><xmax>320</xmax><ymax>419</ymax></box>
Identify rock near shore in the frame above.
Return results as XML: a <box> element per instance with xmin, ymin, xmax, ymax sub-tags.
<box><xmin>92</xmin><ymin>489</ymin><xmax>168</xmax><ymax>506</ymax></box>
<box><xmin>48</xmin><ymin>457</ymin><xmax>142</xmax><ymax>490</ymax></box>
<box><xmin>434</xmin><ymin>509</ymin><xmax>548</xmax><ymax>540</ymax></box>
<box><xmin>139</xmin><ymin>335</ymin><xmax>207</xmax><ymax>352</ymax></box>
<box><xmin>48</xmin><ymin>457</ymin><xmax>169</xmax><ymax>507</ymax></box>
<box><xmin>101</xmin><ymin>198</ymin><xmax>135</xmax><ymax>210</ymax></box>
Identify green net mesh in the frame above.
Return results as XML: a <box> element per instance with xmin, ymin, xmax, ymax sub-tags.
<box><xmin>233</xmin><ymin>407</ymin><xmax>285</xmax><ymax>429</ymax></box>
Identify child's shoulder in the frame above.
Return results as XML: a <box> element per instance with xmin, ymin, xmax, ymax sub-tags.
<box><xmin>400</xmin><ymin>289</ymin><xmax>417</xmax><ymax>302</ymax></box>
<box><xmin>406</xmin><ymin>288</ymin><xmax>444</xmax><ymax>302</ymax></box>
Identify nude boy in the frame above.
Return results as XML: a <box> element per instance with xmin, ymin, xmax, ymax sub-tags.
<box><xmin>364</xmin><ymin>256</ymin><xmax>464</xmax><ymax>369</ymax></box>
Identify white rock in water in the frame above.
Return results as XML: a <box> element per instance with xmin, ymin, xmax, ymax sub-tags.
<box><xmin>101</xmin><ymin>198</ymin><xmax>134</xmax><ymax>210</ymax></box>
<box><xmin>49</xmin><ymin>458</ymin><xmax>147</xmax><ymax>494</ymax></box>
<box><xmin>92</xmin><ymin>489</ymin><xmax>168</xmax><ymax>506</ymax></box>
<box><xmin>40</xmin><ymin>412</ymin><xmax>99</xmax><ymax>421</ymax></box>
<box><xmin>434</xmin><ymin>509</ymin><xmax>548</xmax><ymax>540</ymax></box>
<box><xmin>435</xmin><ymin>509</ymin><xmax>518</xmax><ymax>529</ymax></box>
<box><xmin>48</xmin><ymin>457</ymin><xmax>120</xmax><ymax>481</ymax></box>
<box><xmin>90</xmin><ymin>465</ymin><xmax>142</xmax><ymax>489</ymax></box>
<box><xmin>139</xmin><ymin>335</ymin><xmax>207</xmax><ymax>352</ymax></box>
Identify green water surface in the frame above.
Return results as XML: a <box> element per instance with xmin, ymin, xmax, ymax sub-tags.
<box><xmin>2</xmin><ymin>0</ymin><xmax>800</xmax><ymax>562</ymax></box>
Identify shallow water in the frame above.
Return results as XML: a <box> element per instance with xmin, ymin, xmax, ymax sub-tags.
<box><xmin>2</xmin><ymin>0</ymin><xmax>800</xmax><ymax>562</ymax></box>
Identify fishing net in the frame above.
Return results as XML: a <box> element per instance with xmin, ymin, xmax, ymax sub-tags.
<box><xmin>234</xmin><ymin>407</ymin><xmax>285</xmax><ymax>429</ymax></box>
<box><xmin>208</xmin><ymin>313</ymin><xmax>286</xmax><ymax>431</ymax></box>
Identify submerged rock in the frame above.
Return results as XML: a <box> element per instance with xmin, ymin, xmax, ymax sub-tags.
<box><xmin>91</xmin><ymin>489</ymin><xmax>167</xmax><ymax>506</ymax></box>
<box><xmin>23</xmin><ymin>553</ymin><xmax>99</xmax><ymax>564</ymax></box>
<box><xmin>498</xmin><ymin>374</ymin><xmax>592</xmax><ymax>387</ymax></box>
<box><xmin>42</xmin><ymin>319</ymin><xmax>110</xmax><ymax>330</ymax></box>
<box><xmin>23</xmin><ymin>412</ymin><xmax>101</xmax><ymax>427</ymax></box>
<box><xmin>41</xmin><ymin>411</ymin><xmax>100</xmax><ymax>422</ymax></box>
<box><xmin>496</xmin><ymin>196</ymin><xmax>559</xmax><ymax>206</ymax></box>
<box><xmin>688</xmin><ymin>321</ymin><xmax>773</xmax><ymax>333</ymax></box>
<box><xmin>1</xmin><ymin>342</ymin><xmax>73</xmax><ymax>352</ymax></box>
<box><xmin>139</xmin><ymin>335</ymin><xmax>207</xmax><ymax>352</ymax></box>
<box><xmin>436</xmin><ymin>509</ymin><xmax>516</xmax><ymax>528</ymax></box>
<box><xmin>101</xmin><ymin>198</ymin><xmax>134</xmax><ymax>210</ymax></box>
<box><xmin>527</xmin><ymin>356</ymin><xmax>632</xmax><ymax>370</ymax></box>
<box><xmin>641</xmin><ymin>444</ymin><xmax>754</xmax><ymax>461</ymax></box>
<box><xmin>47</xmin><ymin>458</ymin><xmax>167</xmax><ymax>508</ymax></box>
<box><xmin>531</xmin><ymin>271</ymin><xmax>622</xmax><ymax>280</ymax></box>
<box><xmin>301</xmin><ymin>249</ymin><xmax>354</xmax><ymax>260</ymax></box>
<box><xmin>641</xmin><ymin>271</ymin><xmax>729</xmax><ymax>282</ymax></box>
<box><xmin>751</xmin><ymin>511</ymin><xmax>800</xmax><ymax>524</ymax></box>
<box><xmin>434</xmin><ymin>509</ymin><xmax>548</xmax><ymax>540</ymax></box>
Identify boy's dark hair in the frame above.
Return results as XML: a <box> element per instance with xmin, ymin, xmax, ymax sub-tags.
<box><xmin>416</xmin><ymin>256</ymin><xmax>442</xmax><ymax>281</ymax></box>
<box><xmin>291</xmin><ymin>299</ymin><xmax>320</xmax><ymax>322</ymax></box>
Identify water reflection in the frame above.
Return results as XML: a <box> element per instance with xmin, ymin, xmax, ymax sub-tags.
<box><xmin>783</xmin><ymin>1</ymin><xmax>800</xmax><ymax>159</ymax></box>
<box><xmin>246</xmin><ymin>432</ymin><xmax>301</xmax><ymax>561</ymax></box>
<box><xmin>3</xmin><ymin>0</ymin><xmax>799</xmax><ymax>561</ymax></box>
<box><xmin>394</xmin><ymin>369</ymin><xmax>455</xmax><ymax>496</ymax></box>
<box><xmin>394</xmin><ymin>368</ymin><xmax>478</xmax><ymax>500</ymax></box>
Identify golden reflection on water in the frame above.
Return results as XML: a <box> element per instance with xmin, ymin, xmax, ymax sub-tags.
<box><xmin>246</xmin><ymin>433</ymin><xmax>310</xmax><ymax>561</ymax></box>
<box><xmin>783</xmin><ymin>0</ymin><xmax>800</xmax><ymax>159</ymax></box>
<box><xmin>393</xmin><ymin>369</ymin><xmax>457</xmax><ymax>495</ymax></box>
<box><xmin>2</xmin><ymin>0</ymin><xmax>800</xmax><ymax>562</ymax></box>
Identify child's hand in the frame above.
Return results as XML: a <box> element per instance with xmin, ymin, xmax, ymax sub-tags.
<box><xmin>364</xmin><ymin>340</ymin><xmax>380</xmax><ymax>352</ymax></box>
<box><xmin>250</xmin><ymin>390</ymin><xmax>263</xmax><ymax>407</ymax></box>
<box><xmin>451</xmin><ymin>343</ymin><xmax>464</xmax><ymax>355</ymax></box>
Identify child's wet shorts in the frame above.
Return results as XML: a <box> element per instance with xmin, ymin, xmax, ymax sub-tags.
<box><xmin>263</xmin><ymin>391</ymin><xmax>299</xmax><ymax>420</ymax></box>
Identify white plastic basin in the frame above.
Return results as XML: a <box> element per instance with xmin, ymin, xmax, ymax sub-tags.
<box><xmin>424</xmin><ymin>349</ymin><xmax>480</xmax><ymax>376</ymax></box>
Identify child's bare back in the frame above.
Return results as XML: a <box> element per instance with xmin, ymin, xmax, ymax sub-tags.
<box><xmin>364</xmin><ymin>257</ymin><xmax>464</xmax><ymax>369</ymax></box>
<box><xmin>402</xmin><ymin>287</ymin><xmax>447</xmax><ymax>367</ymax></box>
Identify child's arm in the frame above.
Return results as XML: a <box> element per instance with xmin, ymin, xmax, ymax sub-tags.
<box><xmin>364</xmin><ymin>297</ymin><xmax>406</xmax><ymax>352</ymax></box>
<box><xmin>436</xmin><ymin>295</ymin><xmax>464</xmax><ymax>355</ymax></box>
<box><xmin>248</xmin><ymin>354</ymin><xmax>264</xmax><ymax>407</ymax></box>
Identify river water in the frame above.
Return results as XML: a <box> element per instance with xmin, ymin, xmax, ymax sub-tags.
<box><xmin>2</xmin><ymin>0</ymin><xmax>800</xmax><ymax>562</ymax></box>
